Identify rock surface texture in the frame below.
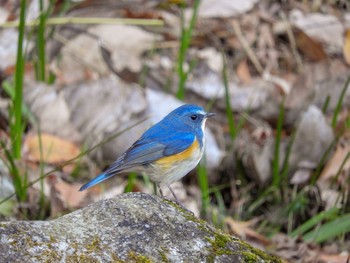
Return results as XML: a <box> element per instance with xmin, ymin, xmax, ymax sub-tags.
<box><xmin>0</xmin><ymin>193</ymin><xmax>281</xmax><ymax>262</ymax></box>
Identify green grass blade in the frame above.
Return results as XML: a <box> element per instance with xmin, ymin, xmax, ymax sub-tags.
<box><xmin>222</xmin><ymin>54</ymin><xmax>236</xmax><ymax>140</ymax></box>
<box><xmin>125</xmin><ymin>172</ymin><xmax>137</xmax><ymax>193</ymax></box>
<box><xmin>37</xmin><ymin>126</ymin><xmax>46</xmax><ymax>219</ymax></box>
<box><xmin>3</xmin><ymin>81</ymin><xmax>37</xmax><ymax>127</ymax></box>
<box><xmin>0</xmin><ymin>199</ymin><xmax>15</xmax><ymax>216</ymax></box>
<box><xmin>322</xmin><ymin>95</ymin><xmax>330</xmax><ymax>114</ymax></box>
<box><xmin>248</xmin><ymin>186</ymin><xmax>279</xmax><ymax>214</ymax></box>
<box><xmin>12</xmin><ymin>0</ymin><xmax>27</xmax><ymax>159</ymax></box>
<box><xmin>197</xmin><ymin>159</ymin><xmax>210</xmax><ymax>217</ymax></box>
<box><xmin>289</xmin><ymin>207</ymin><xmax>339</xmax><ymax>238</ymax></box>
<box><xmin>280</xmin><ymin>128</ymin><xmax>296</xmax><ymax>185</ymax></box>
<box><xmin>331</xmin><ymin>76</ymin><xmax>350</xmax><ymax>128</ymax></box>
<box><xmin>303</xmin><ymin>213</ymin><xmax>350</xmax><ymax>243</ymax></box>
<box><xmin>213</xmin><ymin>188</ymin><xmax>226</xmax><ymax>227</ymax></box>
<box><xmin>1</xmin><ymin>141</ymin><xmax>27</xmax><ymax>201</ymax></box>
<box><xmin>176</xmin><ymin>0</ymin><xmax>200</xmax><ymax>99</ymax></box>
<box><xmin>272</xmin><ymin>98</ymin><xmax>285</xmax><ymax>187</ymax></box>
<box><xmin>176</xmin><ymin>8</ymin><xmax>187</xmax><ymax>100</ymax></box>
<box><xmin>36</xmin><ymin>0</ymin><xmax>47</xmax><ymax>82</ymax></box>
<box><xmin>0</xmin><ymin>117</ymin><xmax>149</xmax><ymax>205</ymax></box>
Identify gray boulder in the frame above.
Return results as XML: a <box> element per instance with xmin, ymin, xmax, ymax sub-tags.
<box><xmin>0</xmin><ymin>193</ymin><xmax>280</xmax><ymax>262</ymax></box>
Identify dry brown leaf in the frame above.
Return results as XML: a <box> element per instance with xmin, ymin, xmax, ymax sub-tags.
<box><xmin>53</xmin><ymin>180</ymin><xmax>86</xmax><ymax>208</ymax></box>
<box><xmin>318</xmin><ymin>253</ymin><xmax>350</xmax><ymax>263</ymax></box>
<box><xmin>320</xmin><ymin>141</ymin><xmax>350</xmax><ymax>181</ymax></box>
<box><xmin>224</xmin><ymin>217</ymin><xmax>271</xmax><ymax>246</ymax></box>
<box><xmin>48</xmin><ymin>175</ymin><xmax>88</xmax><ymax>217</ymax></box>
<box><xmin>23</xmin><ymin>133</ymin><xmax>81</xmax><ymax>164</ymax></box>
<box><xmin>343</xmin><ymin>29</ymin><xmax>350</xmax><ymax>65</ymax></box>
<box><xmin>294</xmin><ymin>28</ymin><xmax>328</xmax><ymax>62</ymax></box>
<box><xmin>236</xmin><ymin>59</ymin><xmax>251</xmax><ymax>84</ymax></box>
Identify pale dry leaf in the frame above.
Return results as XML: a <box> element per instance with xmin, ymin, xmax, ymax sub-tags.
<box><xmin>318</xmin><ymin>182</ymin><xmax>342</xmax><ymax>210</ymax></box>
<box><xmin>54</xmin><ymin>180</ymin><xmax>87</xmax><ymax>208</ymax></box>
<box><xmin>0</xmin><ymin>29</ymin><xmax>32</xmax><ymax>71</ymax></box>
<box><xmin>262</xmin><ymin>72</ymin><xmax>292</xmax><ymax>95</ymax></box>
<box><xmin>236</xmin><ymin>59</ymin><xmax>251</xmax><ymax>84</ymax></box>
<box><xmin>224</xmin><ymin>217</ymin><xmax>270</xmax><ymax>246</ymax></box>
<box><xmin>62</xmin><ymin>75</ymin><xmax>147</xmax><ymax>163</ymax></box>
<box><xmin>0</xmin><ymin>6</ymin><xmax>8</xmax><ymax>23</ymax></box>
<box><xmin>318</xmin><ymin>253</ymin><xmax>350</xmax><ymax>263</ymax></box>
<box><xmin>23</xmin><ymin>133</ymin><xmax>81</xmax><ymax>164</ymax></box>
<box><xmin>57</xmin><ymin>24</ymin><xmax>160</xmax><ymax>84</ymax></box>
<box><xmin>48</xmin><ymin>175</ymin><xmax>65</xmax><ymax>218</ymax></box>
<box><xmin>289</xmin><ymin>105</ymin><xmax>334</xmax><ymax>171</ymax></box>
<box><xmin>23</xmin><ymin>81</ymin><xmax>81</xmax><ymax>141</ymax></box>
<box><xmin>186</xmin><ymin>68</ymin><xmax>225</xmax><ymax>100</ymax></box>
<box><xmin>290</xmin><ymin>161</ymin><xmax>316</xmax><ymax>185</ymax></box>
<box><xmin>291</xmin><ymin>11</ymin><xmax>344</xmax><ymax>55</ymax></box>
<box><xmin>227</xmin><ymin>81</ymin><xmax>274</xmax><ymax>112</ymax></box>
<box><xmin>197</xmin><ymin>47</ymin><xmax>223</xmax><ymax>72</ymax></box>
<box><xmin>198</xmin><ymin>0</ymin><xmax>259</xmax><ymax>18</ymax></box>
<box><xmin>320</xmin><ymin>142</ymin><xmax>350</xmax><ymax>181</ymax></box>
<box><xmin>48</xmin><ymin>175</ymin><xmax>88</xmax><ymax>217</ymax></box>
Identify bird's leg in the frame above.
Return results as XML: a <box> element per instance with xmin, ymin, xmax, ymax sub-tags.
<box><xmin>168</xmin><ymin>185</ymin><xmax>180</xmax><ymax>204</ymax></box>
<box><xmin>167</xmin><ymin>185</ymin><xmax>194</xmax><ymax>214</ymax></box>
<box><xmin>157</xmin><ymin>183</ymin><xmax>164</xmax><ymax>197</ymax></box>
<box><xmin>159</xmin><ymin>184</ymin><xmax>189</xmax><ymax>213</ymax></box>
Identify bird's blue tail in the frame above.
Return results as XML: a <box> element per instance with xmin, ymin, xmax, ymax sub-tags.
<box><xmin>79</xmin><ymin>172</ymin><xmax>112</xmax><ymax>191</ymax></box>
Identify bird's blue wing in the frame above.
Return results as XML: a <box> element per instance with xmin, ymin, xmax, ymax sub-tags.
<box><xmin>116</xmin><ymin>131</ymin><xmax>195</xmax><ymax>168</ymax></box>
<box><xmin>79</xmin><ymin>125</ymin><xmax>195</xmax><ymax>191</ymax></box>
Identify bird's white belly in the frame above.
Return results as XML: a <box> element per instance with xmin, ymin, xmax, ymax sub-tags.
<box><xmin>147</xmin><ymin>144</ymin><xmax>204</xmax><ymax>187</ymax></box>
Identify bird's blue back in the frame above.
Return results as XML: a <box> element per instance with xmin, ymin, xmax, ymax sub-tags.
<box><xmin>79</xmin><ymin>104</ymin><xmax>208</xmax><ymax>191</ymax></box>
<box><xmin>106</xmin><ymin>104</ymin><xmax>205</xmax><ymax>172</ymax></box>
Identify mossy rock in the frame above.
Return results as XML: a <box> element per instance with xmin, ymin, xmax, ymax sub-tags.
<box><xmin>0</xmin><ymin>193</ymin><xmax>281</xmax><ymax>262</ymax></box>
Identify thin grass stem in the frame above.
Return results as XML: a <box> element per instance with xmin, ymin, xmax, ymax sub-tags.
<box><xmin>222</xmin><ymin>53</ymin><xmax>236</xmax><ymax>140</ymax></box>
<box><xmin>272</xmin><ymin>98</ymin><xmax>285</xmax><ymax>187</ymax></box>
<box><xmin>0</xmin><ymin>117</ymin><xmax>149</xmax><ymax>205</ymax></box>
<box><xmin>176</xmin><ymin>0</ymin><xmax>200</xmax><ymax>99</ymax></box>
<box><xmin>332</xmin><ymin>76</ymin><xmax>350</xmax><ymax>128</ymax></box>
<box><xmin>197</xmin><ymin>159</ymin><xmax>210</xmax><ymax>217</ymax></box>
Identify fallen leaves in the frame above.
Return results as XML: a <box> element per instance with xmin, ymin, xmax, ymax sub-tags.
<box><xmin>23</xmin><ymin>133</ymin><xmax>81</xmax><ymax>164</ymax></box>
<box><xmin>47</xmin><ymin>174</ymin><xmax>88</xmax><ymax>217</ymax></box>
<box><xmin>236</xmin><ymin>59</ymin><xmax>252</xmax><ymax>84</ymax></box>
<box><xmin>0</xmin><ymin>1</ymin><xmax>350</xmax><ymax>262</ymax></box>
<box><xmin>198</xmin><ymin>0</ymin><xmax>259</xmax><ymax>18</ymax></box>
<box><xmin>225</xmin><ymin>217</ymin><xmax>271</xmax><ymax>246</ymax></box>
<box><xmin>291</xmin><ymin>12</ymin><xmax>344</xmax><ymax>55</ymax></box>
<box><xmin>293</xmin><ymin>27</ymin><xmax>328</xmax><ymax>62</ymax></box>
<box><xmin>320</xmin><ymin>141</ymin><xmax>350</xmax><ymax>182</ymax></box>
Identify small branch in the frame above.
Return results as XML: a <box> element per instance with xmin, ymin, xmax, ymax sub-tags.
<box><xmin>0</xmin><ymin>17</ymin><xmax>164</xmax><ymax>28</ymax></box>
<box><xmin>231</xmin><ymin>20</ymin><xmax>264</xmax><ymax>75</ymax></box>
<box><xmin>281</xmin><ymin>12</ymin><xmax>303</xmax><ymax>72</ymax></box>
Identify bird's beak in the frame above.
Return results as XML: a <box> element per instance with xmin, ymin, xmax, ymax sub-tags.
<box><xmin>205</xmin><ymin>112</ymin><xmax>216</xmax><ymax>118</ymax></box>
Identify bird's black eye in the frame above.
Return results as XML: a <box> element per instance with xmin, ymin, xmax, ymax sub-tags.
<box><xmin>191</xmin><ymin>114</ymin><xmax>198</xmax><ymax>120</ymax></box>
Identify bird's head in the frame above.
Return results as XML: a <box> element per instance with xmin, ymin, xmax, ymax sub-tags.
<box><xmin>166</xmin><ymin>104</ymin><xmax>215</xmax><ymax>130</ymax></box>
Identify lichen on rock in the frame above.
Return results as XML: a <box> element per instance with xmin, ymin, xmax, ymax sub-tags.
<box><xmin>0</xmin><ymin>193</ymin><xmax>281</xmax><ymax>262</ymax></box>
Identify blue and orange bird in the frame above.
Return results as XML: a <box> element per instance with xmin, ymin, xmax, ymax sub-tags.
<box><xmin>79</xmin><ymin>104</ymin><xmax>215</xmax><ymax>201</ymax></box>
